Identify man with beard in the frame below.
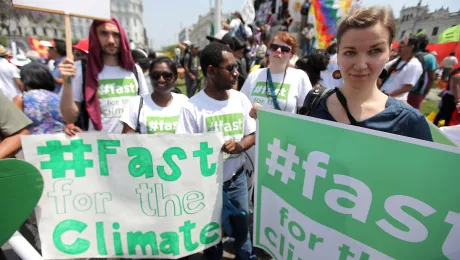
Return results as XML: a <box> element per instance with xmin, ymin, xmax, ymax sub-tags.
<box><xmin>176</xmin><ymin>43</ymin><xmax>256</xmax><ymax>259</ymax></box>
<box><xmin>59</xmin><ymin>18</ymin><xmax>148</xmax><ymax>133</ymax></box>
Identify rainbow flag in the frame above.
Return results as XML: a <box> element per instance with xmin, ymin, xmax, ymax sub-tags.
<box><xmin>308</xmin><ymin>0</ymin><xmax>352</xmax><ymax>49</ymax></box>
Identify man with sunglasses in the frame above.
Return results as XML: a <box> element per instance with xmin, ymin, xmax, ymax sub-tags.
<box><xmin>176</xmin><ymin>43</ymin><xmax>256</xmax><ymax>260</ymax></box>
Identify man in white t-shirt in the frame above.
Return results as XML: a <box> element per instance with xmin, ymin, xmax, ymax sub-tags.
<box><xmin>380</xmin><ymin>37</ymin><xmax>423</xmax><ymax>101</ymax></box>
<box><xmin>0</xmin><ymin>46</ymin><xmax>22</xmax><ymax>101</ymax></box>
<box><xmin>176</xmin><ymin>43</ymin><xmax>256</xmax><ymax>259</ymax></box>
<box><xmin>59</xmin><ymin>18</ymin><xmax>148</xmax><ymax>133</ymax></box>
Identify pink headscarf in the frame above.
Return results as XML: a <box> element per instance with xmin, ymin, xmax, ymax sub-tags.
<box><xmin>85</xmin><ymin>17</ymin><xmax>134</xmax><ymax>130</ymax></box>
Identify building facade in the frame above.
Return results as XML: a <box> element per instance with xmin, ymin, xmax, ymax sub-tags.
<box><xmin>179</xmin><ymin>26</ymin><xmax>194</xmax><ymax>43</ymax></box>
<box><xmin>0</xmin><ymin>1</ymin><xmax>64</xmax><ymax>50</ymax></box>
<box><xmin>397</xmin><ymin>3</ymin><xmax>460</xmax><ymax>43</ymax></box>
<box><xmin>184</xmin><ymin>8</ymin><xmax>229</xmax><ymax>50</ymax></box>
<box><xmin>72</xmin><ymin>0</ymin><xmax>147</xmax><ymax>49</ymax></box>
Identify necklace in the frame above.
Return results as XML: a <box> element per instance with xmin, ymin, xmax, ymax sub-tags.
<box><xmin>265</xmin><ymin>68</ymin><xmax>288</xmax><ymax>111</ymax></box>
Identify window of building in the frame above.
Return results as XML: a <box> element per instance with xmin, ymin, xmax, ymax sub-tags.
<box><xmin>400</xmin><ymin>30</ymin><xmax>406</xmax><ymax>39</ymax></box>
<box><xmin>134</xmin><ymin>18</ymin><xmax>137</xmax><ymax>27</ymax></box>
<box><xmin>32</xmin><ymin>27</ymin><xmax>37</xmax><ymax>35</ymax></box>
<box><xmin>432</xmin><ymin>27</ymin><xmax>439</xmax><ymax>36</ymax></box>
<box><xmin>17</xmin><ymin>26</ymin><xmax>22</xmax><ymax>35</ymax></box>
<box><xmin>135</xmin><ymin>32</ymin><xmax>138</xmax><ymax>41</ymax></box>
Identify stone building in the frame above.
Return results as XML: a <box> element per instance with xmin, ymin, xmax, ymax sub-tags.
<box><xmin>0</xmin><ymin>0</ymin><xmax>149</xmax><ymax>50</ymax></box>
<box><xmin>182</xmin><ymin>8</ymin><xmax>229</xmax><ymax>50</ymax></box>
<box><xmin>397</xmin><ymin>2</ymin><xmax>460</xmax><ymax>43</ymax></box>
<box><xmin>72</xmin><ymin>0</ymin><xmax>148</xmax><ymax>49</ymax></box>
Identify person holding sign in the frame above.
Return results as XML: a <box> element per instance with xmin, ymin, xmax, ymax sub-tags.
<box><xmin>176</xmin><ymin>43</ymin><xmax>256</xmax><ymax>260</ymax></box>
<box><xmin>303</xmin><ymin>7</ymin><xmax>432</xmax><ymax>141</ymax></box>
<box><xmin>120</xmin><ymin>57</ymin><xmax>188</xmax><ymax>134</ymax></box>
<box><xmin>59</xmin><ymin>18</ymin><xmax>148</xmax><ymax>134</ymax></box>
<box><xmin>241</xmin><ymin>32</ymin><xmax>312</xmax><ymax>118</ymax></box>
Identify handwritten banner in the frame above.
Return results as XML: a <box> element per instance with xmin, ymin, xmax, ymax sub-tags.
<box><xmin>22</xmin><ymin>132</ymin><xmax>224</xmax><ymax>259</ymax></box>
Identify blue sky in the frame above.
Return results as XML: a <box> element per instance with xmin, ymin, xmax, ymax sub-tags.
<box><xmin>142</xmin><ymin>0</ymin><xmax>460</xmax><ymax>50</ymax></box>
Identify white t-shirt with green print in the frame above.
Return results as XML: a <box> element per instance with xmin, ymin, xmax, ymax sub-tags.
<box><xmin>240</xmin><ymin>67</ymin><xmax>312</xmax><ymax>113</ymax></box>
<box><xmin>71</xmin><ymin>62</ymin><xmax>149</xmax><ymax>133</ymax></box>
<box><xmin>175</xmin><ymin>89</ymin><xmax>256</xmax><ymax>182</ymax></box>
<box><xmin>120</xmin><ymin>93</ymin><xmax>188</xmax><ymax>134</ymax></box>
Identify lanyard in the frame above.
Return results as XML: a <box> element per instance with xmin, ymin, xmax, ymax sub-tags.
<box><xmin>266</xmin><ymin>68</ymin><xmax>286</xmax><ymax>110</ymax></box>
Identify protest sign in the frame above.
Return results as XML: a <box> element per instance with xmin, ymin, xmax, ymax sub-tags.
<box><xmin>254</xmin><ymin>109</ymin><xmax>460</xmax><ymax>259</ymax></box>
<box><xmin>22</xmin><ymin>132</ymin><xmax>224</xmax><ymax>259</ymax></box>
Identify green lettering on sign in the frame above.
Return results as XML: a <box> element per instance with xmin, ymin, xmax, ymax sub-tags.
<box><xmin>127</xmin><ymin>231</ymin><xmax>159</xmax><ymax>256</ymax></box>
<box><xmin>53</xmin><ymin>219</ymin><xmax>89</xmax><ymax>254</ymax></box>
<box><xmin>38</xmin><ymin>140</ymin><xmax>93</xmax><ymax>178</ymax></box>
<box><xmin>159</xmin><ymin>232</ymin><xmax>180</xmax><ymax>256</ymax></box>
<box><xmin>193</xmin><ymin>142</ymin><xmax>217</xmax><ymax>177</ymax></box>
<box><xmin>128</xmin><ymin>147</ymin><xmax>153</xmax><ymax>178</ymax></box>
<box><xmin>179</xmin><ymin>220</ymin><xmax>199</xmax><ymax>252</ymax></box>
<box><xmin>200</xmin><ymin>222</ymin><xmax>220</xmax><ymax>245</ymax></box>
<box><xmin>157</xmin><ymin>147</ymin><xmax>186</xmax><ymax>181</ymax></box>
<box><xmin>98</xmin><ymin>140</ymin><xmax>120</xmax><ymax>176</ymax></box>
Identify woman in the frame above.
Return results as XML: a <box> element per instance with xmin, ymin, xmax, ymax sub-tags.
<box><xmin>120</xmin><ymin>57</ymin><xmax>188</xmax><ymax>134</ymax></box>
<box><xmin>222</xmin><ymin>12</ymin><xmax>246</xmax><ymax>39</ymax></box>
<box><xmin>304</xmin><ymin>6</ymin><xmax>432</xmax><ymax>141</ymax></box>
<box><xmin>241</xmin><ymin>31</ymin><xmax>312</xmax><ymax>117</ymax></box>
<box><xmin>295</xmin><ymin>50</ymin><xmax>330</xmax><ymax>88</ymax></box>
<box><xmin>12</xmin><ymin>63</ymin><xmax>65</xmax><ymax>134</ymax></box>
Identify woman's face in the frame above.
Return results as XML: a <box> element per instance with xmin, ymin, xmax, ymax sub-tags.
<box><xmin>269</xmin><ymin>39</ymin><xmax>293</xmax><ymax>66</ymax></box>
<box><xmin>337</xmin><ymin>23</ymin><xmax>390</xmax><ymax>86</ymax></box>
<box><xmin>150</xmin><ymin>62</ymin><xmax>176</xmax><ymax>94</ymax></box>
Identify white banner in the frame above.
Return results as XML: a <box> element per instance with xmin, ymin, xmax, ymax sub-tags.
<box><xmin>12</xmin><ymin>0</ymin><xmax>110</xmax><ymax>20</ymax></box>
<box><xmin>22</xmin><ymin>132</ymin><xmax>224</xmax><ymax>259</ymax></box>
<box><xmin>241</xmin><ymin>0</ymin><xmax>256</xmax><ymax>24</ymax></box>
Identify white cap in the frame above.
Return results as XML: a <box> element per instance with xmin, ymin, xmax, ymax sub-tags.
<box><xmin>10</xmin><ymin>54</ymin><xmax>31</xmax><ymax>67</ymax></box>
<box><xmin>206</xmin><ymin>30</ymin><xmax>228</xmax><ymax>41</ymax></box>
<box><xmin>39</xmin><ymin>40</ymin><xmax>53</xmax><ymax>47</ymax></box>
<box><xmin>183</xmin><ymin>40</ymin><xmax>192</xmax><ymax>46</ymax></box>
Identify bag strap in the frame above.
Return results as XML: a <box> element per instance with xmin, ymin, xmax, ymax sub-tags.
<box><xmin>136</xmin><ymin>96</ymin><xmax>143</xmax><ymax>133</ymax></box>
<box><xmin>80</xmin><ymin>59</ymin><xmax>90</xmax><ymax>131</ymax></box>
<box><xmin>133</xmin><ymin>65</ymin><xmax>140</xmax><ymax>95</ymax></box>
<box><xmin>335</xmin><ymin>88</ymin><xmax>359</xmax><ymax>126</ymax></box>
<box><xmin>266</xmin><ymin>69</ymin><xmax>281</xmax><ymax>110</ymax></box>
<box><xmin>380</xmin><ymin>58</ymin><xmax>410</xmax><ymax>86</ymax></box>
<box><xmin>298</xmin><ymin>86</ymin><xmax>331</xmax><ymax>116</ymax></box>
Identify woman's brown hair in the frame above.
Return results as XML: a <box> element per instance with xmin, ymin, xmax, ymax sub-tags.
<box><xmin>336</xmin><ymin>6</ymin><xmax>396</xmax><ymax>47</ymax></box>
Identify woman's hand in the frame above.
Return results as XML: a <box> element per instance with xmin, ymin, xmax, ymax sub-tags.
<box><xmin>64</xmin><ymin>124</ymin><xmax>83</xmax><ymax>136</ymax></box>
<box><xmin>249</xmin><ymin>103</ymin><xmax>262</xmax><ymax>120</ymax></box>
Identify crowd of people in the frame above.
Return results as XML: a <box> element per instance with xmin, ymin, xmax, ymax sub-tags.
<box><xmin>0</xmin><ymin>3</ymin><xmax>459</xmax><ymax>260</ymax></box>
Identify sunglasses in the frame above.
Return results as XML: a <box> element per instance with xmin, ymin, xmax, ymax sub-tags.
<box><xmin>269</xmin><ymin>43</ymin><xmax>291</xmax><ymax>53</ymax></box>
<box><xmin>151</xmin><ymin>71</ymin><xmax>173</xmax><ymax>80</ymax></box>
<box><xmin>216</xmin><ymin>64</ymin><xmax>238</xmax><ymax>72</ymax></box>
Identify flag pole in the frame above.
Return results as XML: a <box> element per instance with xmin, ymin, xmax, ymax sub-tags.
<box><xmin>215</xmin><ymin>0</ymin><xmax>222</xmax><ymax>33</ymax></box>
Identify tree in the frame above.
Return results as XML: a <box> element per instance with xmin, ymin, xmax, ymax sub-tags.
<box><xmin>161</xmin><ymin>44</ymin><xmax>179</xmax><ymax>59</ymax></box>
